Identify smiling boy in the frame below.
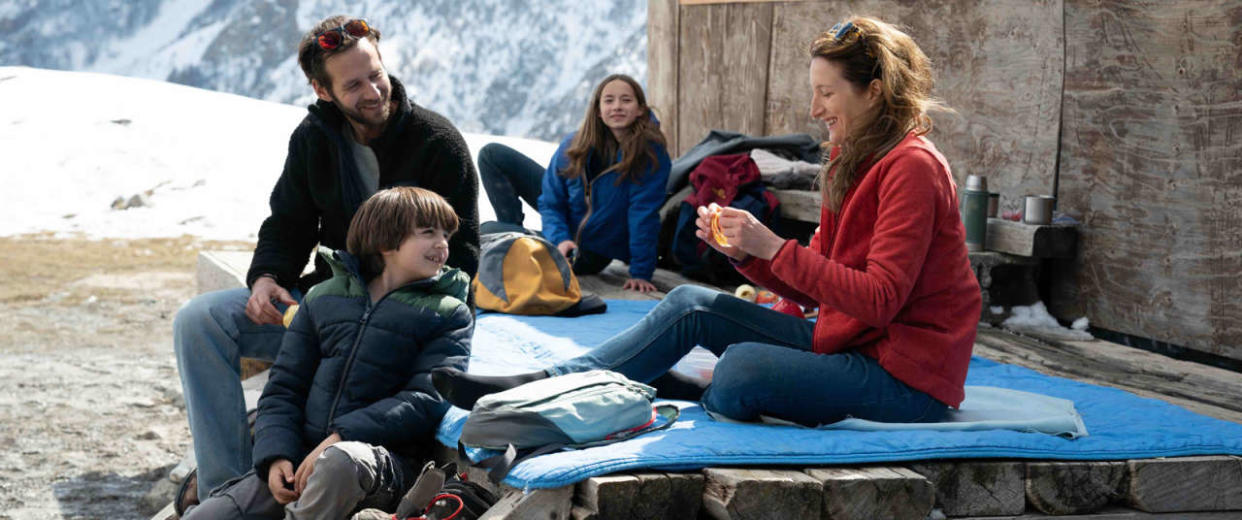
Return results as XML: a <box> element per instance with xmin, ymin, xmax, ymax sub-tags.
<box><xmin>183</xmin><ymin>187</ymin><xmax>473</xmax><ymax>519</ymax></box>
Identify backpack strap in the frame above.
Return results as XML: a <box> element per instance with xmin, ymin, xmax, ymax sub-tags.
<box><xmin>469</xmin><ymin>442</ymin><xmax>565</xmax><ymax>485</ymax></box>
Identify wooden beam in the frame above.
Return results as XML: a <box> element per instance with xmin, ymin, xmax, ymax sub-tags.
<box><xmin>574</xmin><ymin>474</ymin><xmax>639</xmax><ymax>519</ymax></box>
<box><xmin>909</xmin><ymin>461</ymin><xmax>1025</xmax><ymax>517</ymax></box>
<box><xmin>647</xmin><ymin>0</ymin><xmax>679</xmax><ymax>155</ymax></box>
<box><xmin>972</xmin><ymin>327</ymin><xmax>1242</xmax><ymax>424</ymax></box>
<box><xmin>951</xmin><ymin>505</ymin><xmax>1242</xmax><ymax>519</ymax></box>
<box><xmin>771</xmin><ymin>188</ymin><xmax>820</xmax><ymax>223</ymax></box>
<box><xmin>1127</xmin><ymin>456</ymin><xmax>1242</xmax><ymax>513</ymax></box>
<box><xmin>480</xmin><ymin>485</ymin><xmax>573</xmax><ymax>520</ymax></box>
<box><xmin>573</xmin><ymin>473</ymin><xmax>703</xmax><ymax>520</ymax></box>
<box><xmin>701</xmin><ymin>468</ymin><xmax>821</xmax><ymax>519</ymax></box>
<box><xmin>804</xmin><ymin>466</ymin><xmax>933</xmax><ymax>520</ymax></box>
<box><xmin>1026</xmin><ymin>461</ymin><xmax>1126</xmax><ymax>515</ymax></box>
<box><xmin>985</xmin><ymin>218</ymin><xmax>1078</xmax><ymax>258</ymax></box>
<box><xmin>680</xmin><ymin>0</ymin><xmax>805</xmax><ymax>5</ymax></box>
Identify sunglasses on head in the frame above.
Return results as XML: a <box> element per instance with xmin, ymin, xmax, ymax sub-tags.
<box><xmin>316</xmin><ymin>19</ymin><xmax>370</xmax><ymax>50</ymax></box>
<box><xmin>829</xmin><ymin>21</ymin><xmax>859</xmax><ymax>43</ymax></box>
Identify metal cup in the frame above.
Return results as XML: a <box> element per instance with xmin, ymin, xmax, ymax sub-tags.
<box><xmin>1023</xmin><ymin>195</ymin><xmax>1056</xmax><ymax>225</ymax></box>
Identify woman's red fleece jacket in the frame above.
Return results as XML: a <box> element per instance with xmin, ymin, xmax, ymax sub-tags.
<box><xmin>737</xmin><ymin>133</ymin><xmax>981</xmax><ymax>407</ymax></box>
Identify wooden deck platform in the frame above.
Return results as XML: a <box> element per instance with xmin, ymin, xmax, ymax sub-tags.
<box><xmin>152</xmin><ymin>251</ymin><xmax>1242</xmax><ymax>520</ymax></box>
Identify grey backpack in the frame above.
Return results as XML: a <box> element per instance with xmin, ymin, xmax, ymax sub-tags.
<box><xmin>458</xmin><ymin>370</ymin><xmax>679</xmax><ymax>482</ymax></box>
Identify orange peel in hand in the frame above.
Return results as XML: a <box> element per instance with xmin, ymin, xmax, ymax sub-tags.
<box><xmin>709</xmin><ymin>204</ymin><xmax>729</xmax><ymax>246</ymax></box>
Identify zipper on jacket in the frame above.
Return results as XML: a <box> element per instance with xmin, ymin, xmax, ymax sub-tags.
<box><xmin>324</xmin><ymin>304</ymin><xmax>374</xmax><ymax>432</ymax></box>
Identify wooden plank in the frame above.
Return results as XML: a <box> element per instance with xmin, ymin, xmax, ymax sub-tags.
<box><xmin>908</xmin><ymin>461</ymin><xmax>1025</xmax><ymax>517</ymax></box>
<box><xmin>1127</xmin><ymin>456</ymin><xmax>1242</xmax><ymax>513</ymax></box>
<box><xmin>573</xmin><ymin>472</ymin><xmax>702</xmax><ymax>519</ymax></box>
<box><xmin>701</xmin><ymin>468</ymin><xmax>821</xmax><ymax>519</ymax></box>
<box><xmin>1026</xmin><ymin>461</ymin><xmax>1126</xmax><ymax>515</ymax></box>
<box><xmin>1059</xmin><ymin>0</ymin><xmax>1242</xmax><ymax>361</ymax></box>
<box><xmin>677</xmin><ymin>2</ymin><xmax>772</xmax><ymax>156</ymax></box>
<box><xmin>955</xmin><ymin>505</ymin><xmax>1242</xmax><ymax>519</ymax></box>
<box><xmin>578</xmin><ymin>260</ymin><xmax>713</xmax><ymax>301</ymax></box>
<box><xmin>680</xmin><ymin>0</ymin><xmax>805</xmax><ymax>5</ymax></box>
<box><xmin>972</xmin><ymin>327</ymin><xmax>1242</xmax><ymax>424</ymax></box>
<box><xmin>771</xmin><ymin>189</ymin><xmax>820</xmax><ymax>223</ymax></box>
<box><xmin>664</xmin><ymin>472</ymin><xmax>706</xmax><ymax>519</ymax></box>
<box><xmin>647</xmin><ymin>0</ymin><xmax>679</xmax><ymax>156</ymax></box>
<box><xmin>197</xmin><ymin>250</ymin><xmax>250</xmax><ymax>293</ymax></box>
<box><xmin>479</xmin><ymin>485</ymin><xmax>573</xmax><ymax>520</ymax></box>
<box><xmin>765</xmin><ymin>1</ymin><xmax>1063</xmax><ymax>216</ymax></box>
<box><xmin>574</xmin><ymin>474</ymin><xmax>639</xmax><ymax>519</ymax></box>
<box><xmin>985</xmin><ymin>218</ymin><xmax>1079</xmax><ymax>258</ymax></box>
<box><xmin>804</xmin><ymin>466</ymin><xmax>933</xmax><ymax>520</ymax></box>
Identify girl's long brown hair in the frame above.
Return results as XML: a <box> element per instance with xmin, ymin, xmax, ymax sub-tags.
<box><xmin>562</xmin><ymin>74</ymin><xmax>667</xmax><ymax>184</ymax></box>
<box><xmin>811</xmin><ymin>17</ymin><xmax>947</xmax><ymax>212</ymax></box>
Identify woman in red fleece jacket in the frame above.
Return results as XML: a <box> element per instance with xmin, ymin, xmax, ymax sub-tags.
<box><xmin>434</xmin><ymin>17</ymin><xmax>981</xmax><ymax>427</ymax></box>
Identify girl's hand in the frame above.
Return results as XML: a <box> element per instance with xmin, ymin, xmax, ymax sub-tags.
<box><xmin>557</xmin><ymin>240</ymin><xmax>577</xmax><ymax>260</ymax></box>
<box><xmin>294</xmin><ymin>432</ymin><xmax>341</xmax><ymax>494</ymax></box>
<box><xmin>698</xmin><ymin>205</ymin><xmax>786</xmax><ymax>260</ymax></box>
<box><xmin>623</xmin><ymin>278</ymin><xmax>656</xmax><ymax>293</ymax></box>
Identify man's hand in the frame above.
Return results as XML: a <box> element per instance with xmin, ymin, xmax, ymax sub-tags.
<box><xmin>266</xmin><ymin>459</ymin><xmax>299</xmax><ymax>504</ymax></box>
<box><xmin>623</xmin><ymin>278</ymin><xmax>657</xmax><ymax>293</ymax></box>
<box><xmin>557</xmin><ymin>240</ymin><xmax>577</xmax><ymax>260</ymax></box>
<box><xmin>246</xmin><ymin>276</ymin><xmax>296</xmax><ymax>326</ymax></box>
<box><xmin>294</xmin><ymin>432</ymin><xmax>342</xmax><ymax>494</ymax></box>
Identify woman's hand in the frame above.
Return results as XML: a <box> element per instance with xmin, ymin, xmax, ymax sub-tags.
<box><xmin>293</xmin><ymin>432</ymin><xmax>341</xmax><ymax>494</ymax></box>
<box><xmin>557</xmin><ymin>240</ymin><xmax>577</xmax><ymax>260</ymax></box>
<box><xmin>266</xmin><ymin>459</ymin><xmax>299</xmax><ymax>504</ymax></box>
<box><xmin>623</xmin><ymin>278</ymin><xmax>656</xmax><ymax>293</ymax></box>
<box><xmin>696</xmin><ymin>204</ymin><xmax>786</xmax><ymax>260</ymax></box>
<box><xmin>695</xmin><ymin>205</ymin><xmax>747</xmax><ymax>261</ymax></box>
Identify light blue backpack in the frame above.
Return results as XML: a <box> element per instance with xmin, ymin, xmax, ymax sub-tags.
<box><xmin>458</xmin><ymin>370</ymin><xmax>679</xmax><ymax>482</ymax></box>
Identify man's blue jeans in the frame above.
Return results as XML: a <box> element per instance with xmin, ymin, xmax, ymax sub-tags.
<box><xmin>548</xmin><ymin>285</ymin><xmax>947</xmax><ymax>426</ymax></box>
<box><xmin>173</xmin><ymin>287</ymin><xmax>300</xmax><ymax>497</ymax></box>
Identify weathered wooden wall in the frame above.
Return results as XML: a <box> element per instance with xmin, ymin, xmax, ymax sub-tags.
<box><xmin>1057</xmin><ymin>0</ymin><xmax>1242</xmax><ymax>360</ymax></box>
<box><xmin>765</xmin><ymin>0</ymin><xmax>1064</xmax><ymax>217</ymax></box>
<box><xmin>677</xmin><ymin>2</ymin><xmax>774</xmax><ymax>151</ymax></box>
<box><xmin>650</xmin><ymin>0</ymin><xmax>1242</xmax><ymax>361</ymax></box>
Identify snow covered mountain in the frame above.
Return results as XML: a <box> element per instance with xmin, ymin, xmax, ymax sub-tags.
<box><xmin>0</xmin><ymin>66</ymin><xmax>557</xmax><ymax>241</ymax></box>
<box><xmin>0</xmin><ymin>0</ymin><xmax>647</xmax><ymax>140</ymax></box>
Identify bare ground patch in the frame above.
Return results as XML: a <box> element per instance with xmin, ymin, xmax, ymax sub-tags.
<box><xmin>0</xmin><ymin>235</ymin><xmax>250</xmax><ymax>519</ymax></box>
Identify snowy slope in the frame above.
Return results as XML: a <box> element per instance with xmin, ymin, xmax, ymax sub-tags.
<box><xmin>0</xmin><ymin>0</ymin><xmax>647</xmax><ymax>141</ymax></box>
<box><xmin>0</xmin><ymin>66</ymin><xmax>556</xmax><ymax>241</ymax></box>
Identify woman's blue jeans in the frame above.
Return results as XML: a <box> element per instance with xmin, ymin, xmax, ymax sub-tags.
<box><xmin>548</xmin><ymin>285</ymin><xmax>947</xmax><ymax>426</ymax></box>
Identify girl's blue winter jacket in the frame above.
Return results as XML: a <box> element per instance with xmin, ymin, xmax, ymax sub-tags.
<box><xmin>537</xmin><ymin>133</ymin><xmax>671</xmax><ymax>280</ymax></box>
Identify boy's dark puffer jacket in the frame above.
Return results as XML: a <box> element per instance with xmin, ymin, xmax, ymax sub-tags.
<box><xmin>252</xmin><ymin>248</ymin><xmax>473</xmax><ymax>478</ymax></box>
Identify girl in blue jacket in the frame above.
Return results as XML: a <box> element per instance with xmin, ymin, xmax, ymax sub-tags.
<box><xmin>478</xmin><ymin>74</ymin><xmax>671</xmax><ymax>292</ymax></box>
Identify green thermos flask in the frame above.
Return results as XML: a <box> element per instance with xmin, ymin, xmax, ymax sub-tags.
<box><xmin>962</xmin><ymin>175</ymin><xmax>988</xmax><ymax>251</ymax></box>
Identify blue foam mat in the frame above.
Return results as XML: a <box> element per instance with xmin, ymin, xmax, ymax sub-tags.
<box><xmin>437</xmin><ymin>300</ymin><xmax>1242</xmax><ymax>489</ymax></box>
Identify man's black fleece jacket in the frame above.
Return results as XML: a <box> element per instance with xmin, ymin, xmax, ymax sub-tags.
<box><xmin>246</xmin><ymin>76</ymin><xmax>480</xmax><ymax>292</ymax></box>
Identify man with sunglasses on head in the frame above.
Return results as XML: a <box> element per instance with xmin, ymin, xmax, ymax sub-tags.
<box><xmin>171</xmin><ymin>15</ymin><xmax>480</xmax><ymax>515</ymax></box>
